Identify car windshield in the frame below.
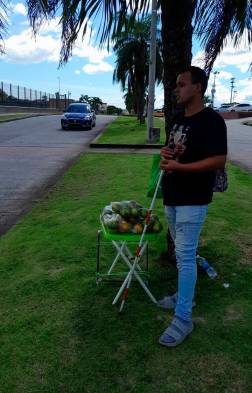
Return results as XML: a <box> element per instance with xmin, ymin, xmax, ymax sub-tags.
<box><xmin>67</xmin><ymin>105</ymin><xmax>90</xmax><ymax>113</ymax></box>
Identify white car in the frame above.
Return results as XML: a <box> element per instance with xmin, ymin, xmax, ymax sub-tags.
<box><xmin>216</xmin><ymin>104</ymin><xmax>233</xmax><ymax>112</ymax></box>
<box><xmin>228</xmin><ymin>103</ymin><xmax>252</xmax><ymax>112</ymax></box>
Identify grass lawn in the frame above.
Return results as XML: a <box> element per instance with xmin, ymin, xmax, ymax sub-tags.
<box><xmin>96</xmin><ymin>115</ymin><xmax>166</xmax><ymax>144</ymax></box>
<box><xmin>0</xmin><ymin>153</ymin><xmax>252</xmax><ymax>392</ymax></box>
<box><xmin>243</xmin><ymin>120</ymin><xmax>252</xmax><ymax>126</ymax></box>
<box><xmin>0</xmin><ymin>113</ymin><xmax>58</xmax><ymax>122</ymax></box>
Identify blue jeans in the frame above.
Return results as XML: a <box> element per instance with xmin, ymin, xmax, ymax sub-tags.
<box><xmin>165</xmin><ymin>205</ymin><xmax>208</xmax><ymax>321</ymax></box>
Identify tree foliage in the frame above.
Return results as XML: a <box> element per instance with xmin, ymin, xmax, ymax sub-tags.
<box><xmin>79</xmin><ymin>94</ymin><xmax>103</xmax><ymax>111</ymax></box>
<box><xmin>0</xmin><ymin>0</ymin><xmax>251</xmax><ymax>136</ymax></box>
<box><xmin>113</xmin><ymin>15</ymin><xmax>162</xmax><ymax>123</ymax></box>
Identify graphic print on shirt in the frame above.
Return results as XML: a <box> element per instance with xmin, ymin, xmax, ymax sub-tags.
<box><xmin>168</xmin><ymin>123</ymin><xmax>190</xmax><ymax>153</ymax></box>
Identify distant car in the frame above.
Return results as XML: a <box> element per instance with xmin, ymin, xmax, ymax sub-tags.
<box><xmin>228</xmin><ymin>103</ymin><xmax>252</xmax><ymax>112</ymax></box>
<box><xmin>216</xmin><ymin>104</ymin><xmax>233</xmax><ymax>112</ymax></box>
<box><xmin>61</xmin><ymin>103</ymin><xmax>96</xmax><ymax>130</ymax></box>
<box><xmin>154</xmin><ymin>109</ymin><xmax>164</xmax><ymax>117</ymax></box>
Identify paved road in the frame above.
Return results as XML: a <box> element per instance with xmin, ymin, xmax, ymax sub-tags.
<box><xmin>226</xmin><ymin>117</ymin><xmax>252</xmax><ymax>172</ymax></box>
<box><xmin>0</xmin><ymin>115</ymin><xmax>116</xmax><ymax>235</ymax></box>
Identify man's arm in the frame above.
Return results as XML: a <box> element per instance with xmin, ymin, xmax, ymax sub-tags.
<box><xmin>160</xmin><ymin>155</ymin><xmax>226</xmax><ymax>172</ymax></box>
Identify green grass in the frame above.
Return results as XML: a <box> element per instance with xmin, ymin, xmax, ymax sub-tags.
<box><xmin>0</xmin><ymin>153</ymin><xmax>252</xmax><ymax>392</ymax></box>
<box><xmin>243</xmin><ymin>120</ymin><xmax>252</xmax><ymax>126</ymax></box>
<box><xmin>96</xmin><ymin>115</ymin><xmax>166</xmax><ymax>144</ymax></box>
<box><xmin>0</xmin><ymin>113</ymin><xmax>58</xmax><ymax>122</ymax></box>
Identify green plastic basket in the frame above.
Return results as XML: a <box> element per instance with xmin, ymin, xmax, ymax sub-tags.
<box><xmin>100</xmin><ymin>216</ymin><xmax>157</xmax><ymax>241</ymax></box>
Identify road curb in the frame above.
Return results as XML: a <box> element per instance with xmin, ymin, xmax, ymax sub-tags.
<box><xmin>89</xmin><ymin>142</ymin><xmax>163</xmax><ymax>149</ymax></box>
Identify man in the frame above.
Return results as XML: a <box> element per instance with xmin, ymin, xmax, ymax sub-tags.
<box><xmin>158</xmin><ymin>66</ymin><xmax>227</xmax><ymax>347</ymax></box>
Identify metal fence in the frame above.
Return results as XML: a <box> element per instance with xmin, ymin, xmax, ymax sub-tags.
<box><xmin>0</xmin><ymin>82</ymin><xmax>70</xmax><ymax>109</ymax></box>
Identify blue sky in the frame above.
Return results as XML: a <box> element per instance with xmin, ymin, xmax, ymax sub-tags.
<box><xmin>1</xmin><ymin>1</ymin><xmax>252</xmax><ymax>109</ymax></box>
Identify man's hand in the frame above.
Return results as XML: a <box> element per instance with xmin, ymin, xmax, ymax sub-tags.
<box><xmin>161</xmin><ymin>144</ymin><xmax>186</xmax><ymax>160</ymax></box>
<box><xmin>161</xmin><ymin>146</ymin><xmax>174</xmax><ymax>159</ymax></box>
<box><xmin>160</xmin><ymin>159</ymin><xmax>182</xmax><ymax>172</ymax></box>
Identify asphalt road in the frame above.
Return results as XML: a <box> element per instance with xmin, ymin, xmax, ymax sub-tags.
<box><xmin>226</xmin><ymin>117</ymin><xmax>252</xmax><ymax>173</ymax></box>
<box><xmin>0</xmin><ymin>114</ymin><xmax>116</xmax><ymax>235</ymax></box>
<box><xmin>0</xmin><ymin>115</ymin><xmax>251</xmax><ymax>236</ymax></box>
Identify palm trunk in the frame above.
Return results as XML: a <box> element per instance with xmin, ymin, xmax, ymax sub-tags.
<box><xmin>136</xmin><ymin>40</ymin><xmax>147</xmax><ymax>124</ymax></box>
<box><xmin>161</xmin><ymin>0</ymin><xmax>197</xmax><ymax>142</ymax></box>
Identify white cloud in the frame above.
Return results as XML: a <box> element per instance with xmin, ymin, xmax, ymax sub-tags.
<box><xmin>2</xmin><ymin>27</ymin><xmax>60</xmax><ymax>63</ymax></box>
<box><xmin>39</xmin><ymin>18</ymin><xmax>61</xmax><ymax>35</ymax></box>
<box><xmin>218</xmin><ymin>71</ymin><xmax>233</xmax><ymax>80</ymax></box>
<box><xmin>2</xmin><ymin>17</ymin><xmax>114</xmax><ymax>74</ymax></box>
<box><xmin>82</xmin><ymin>61</ymin><xmax>114</xmax><ymax>74</ymax></box>
<box><xmin>207</xmin><ymin>76</ymin><xmax>252</xmax><ymax>106</ymax></box>
<box><xmin>12</xmin><ymin>3</ymin><xmax>27</xmax><ymax>16</ymax></box>
<box><xmin>193</xmin><ymin>33</ymin><xmax>252</xmax><ymax>74</ymax></box>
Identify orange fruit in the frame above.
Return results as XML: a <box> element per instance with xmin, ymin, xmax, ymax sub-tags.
<box><xmin>118</xmin><ymin>221</ymin><xmax>130</xmax><ymax>233</ymax></box>
<box><xmin>133</xmin><ymin>223</ymin><xmax>143</xmax><ymax>234</ymax></box>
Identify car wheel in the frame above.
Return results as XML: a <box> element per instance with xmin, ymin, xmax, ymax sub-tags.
<box><xmin>231</xmin><ymin>110</ymin><xmax>235</xmax><ymax>112</ymax></box>
<box><xmin>61</xmin><ymin>124</ymin><xmax>67</xmax><ymax>130</ymax></box>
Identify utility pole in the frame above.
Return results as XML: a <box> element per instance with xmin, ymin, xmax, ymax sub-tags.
<box><xmin>58</xmin><ymin>76</ymin><xmax>61</xmax><ymax>96</ymax></box>
<box><xmin>230</xmin><ymin>77</ymin><xmax>235</xmax><ymax>104</ymax></box>
<box><xmin>211</xmin><ymin>70</ymin><xmax>219</xmax><ymax>107</ymax></box>
<box><xmin>233</xmin><ymin>90</ymin><xmax>237</xmax><ymax>103</ymax></box>
<box><xmin>146</xmin><ymin>0</ymin><xmax>157</xmax><ymax>142</ymax></box>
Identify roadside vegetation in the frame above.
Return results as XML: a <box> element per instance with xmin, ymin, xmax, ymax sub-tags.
<box><xmin>0</xmin><ymin>151</ymin><xmax>251</xmax><ymax>392</ymax></box>
<box><xmin>96</xmin><ymin>115</ymin><xmax>166</xmax><ymax>144</ymax></box>
<box><xmin>243</xmin><ymin>120</ymin><xmax>252</xmax><ymax>126</ymax></box>
<box><xmin>0</xmin><ymin>113</ymin><xmax>57</xmax><ymax>122</ymax></box>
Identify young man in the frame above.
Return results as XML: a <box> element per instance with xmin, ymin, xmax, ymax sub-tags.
<box><xmin>158</xmin><ymin>66</ymin><xmax>227</xmax><ymax>347</ymax></box>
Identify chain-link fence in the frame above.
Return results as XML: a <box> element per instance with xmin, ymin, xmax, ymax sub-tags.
<box><xmin>0</xmin><ymin>82</ymin><xmax>71</xmax><ymax>109</ymax></box>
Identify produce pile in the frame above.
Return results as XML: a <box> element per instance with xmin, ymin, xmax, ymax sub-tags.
<box><xmin>101</xmin><ymin>200</ymin><xmax>163</xmax><ymax>234</ymax></box>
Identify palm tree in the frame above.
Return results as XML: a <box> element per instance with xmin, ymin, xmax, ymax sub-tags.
<box><xmin>0</xmin><ymin>1</ymin><xmax>251</xmax><ymax>134</ymax></box>
<box><xmin>0</xmin><ymin>0</ymin><xmax>8</xmax><ymax>53</ymax></box>
<box><xmin>160</xmin><ymin>0</ymin><xmax>197</xmax><ymax>134</ymax></box>
<box><xmin>195</xmin><ymin>1</ymin><xmax>252</xmax><ymax>76</ymax></box>
<box><xmin>113</xmin><ymin>16</ymin><xmax>163</xmax><ymax>123</ymax></box>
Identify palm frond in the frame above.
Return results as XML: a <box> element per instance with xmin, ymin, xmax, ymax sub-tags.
<box><xmin>0</xmin><ymin>0</ymin><xmax>9</xmax><ymax>53</ymax></box>
<box><xmin>58</xmin><ymin>0</ymin><xmax>150</xmax><ymax>64</ymax></box>
<box><xmin>195</xmin><ymin>0</ymin><xmax>252</xmax><ymax>74</ymax></box>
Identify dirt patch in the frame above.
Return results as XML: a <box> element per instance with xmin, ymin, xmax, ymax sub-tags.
<box><xmin>224</xmin><ymin>304</ymin><xmax>244</xmax><ymax>322</ymax></box>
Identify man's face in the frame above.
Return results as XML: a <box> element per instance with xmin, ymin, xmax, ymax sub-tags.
<box><xmin>174</xmin><ymin>72</ymin><xmax>201</xmax><ymax>105</ymax></box>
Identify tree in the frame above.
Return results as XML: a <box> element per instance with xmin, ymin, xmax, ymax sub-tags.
<box><xmin>0</xmin><ymin>0</ymin><xmax>7</xmax><ymax>54</ymax></box>
<box><xmin>107</xmin><ymin>105</ymin><xmax>122</xmax><ymax>115</ymax></box>
<box><xmin>89</xmin><ymin>96</ymin><xmax>103</xmax><ymax>111</ymax></box>
<box><xmin>1</xmin><ymin>1</ymin><xmax>251</xmax><ymax>136</ymax></box>
<box><xmin>113</xmin><ymin>16</ymin><xmax>163</xmax><ymax>124</ymax></box>
<box><xmin>79</xmin><ymin>94</ymin><xmax>90</xmax><ymax>103</ymax></box>
<box><xmin>123</xmin><ymin>87</ymin><xmax>137</xmax><ymax>114</ymax></box>
<box><xmin>195</xmin><ymin>1</ymin><xmax>252</xmax><ymax>76</ymax></box>
<box><xmin>79</xmin><ymin>95</ymin><xmax>103</xmax><ymax>111</ymax></box>
<box><xmin>0</xmin><ymin>88</ymin><xmax>8</xmax><ymax>102</ymax></box>
<box><xmin>203</xmin><ymin>95</ymin><xmax>212</xmax><ymax>105</ymax></box>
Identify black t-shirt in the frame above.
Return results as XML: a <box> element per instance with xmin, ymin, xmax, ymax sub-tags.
<box><xmin>162</xmin><ymin>107</ymin><xmax>227</xmax><ymax>206</ymax></box>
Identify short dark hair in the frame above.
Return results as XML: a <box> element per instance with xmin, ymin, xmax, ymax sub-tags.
<box><xmin>179</xmin><ymin>66</ymin><xmax>208</xmax><ymax>97</ymax></box>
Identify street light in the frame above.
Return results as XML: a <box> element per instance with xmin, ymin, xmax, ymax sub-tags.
<box><xmin>211</xmin><ymin>70</ymin><xmax>219</xmax><ymax>107</ymax></box>
<box><xmin>230</xmin><ymin>77</ymin><xmax>235</xmax><ymax>104</ymax></box>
